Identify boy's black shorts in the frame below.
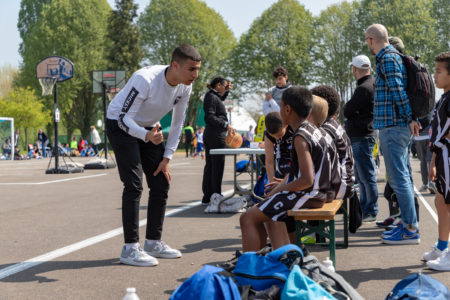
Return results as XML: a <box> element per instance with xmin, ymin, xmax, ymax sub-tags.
<box><xmin>257</xmin><ymin>190</ymin><xmax>327</xmax><ymax>223</ymax></box>
<box><xmin>435</xmin><ymin>147</ymin><xmax>450</xmax><ymax>204</ymax></box>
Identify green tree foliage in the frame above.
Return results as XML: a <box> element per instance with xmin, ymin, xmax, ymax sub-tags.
<box><xmin>138</xmin><ymin>0</ymin><xmax>236</xmax><ymax>125</ymax></box>
<box><xmin>313</xmin><ymin>1</ymin><xmax>361</xmax><ymax>104</ymax></box>
<box><xmin>229</xmin><ymin>0</ymin><xmax>314</xmax><ymax>98</ymax></box>
<box><xmin>358</xmin><ymin>0</ymin><xmax>438</xmax><ymax>68</ymax></box>
<box><xmin>106</xmin><ymin>0</ymin><xmax>143</xmax><ymax>78</ymax></box>
<box><xmin>17</xmin><ymin>0</ymin><xmax>111</xmax><ymax>140</ymax></box>
<box><xmin>0</xmin><ymin>87</ymin><xmax>50</xmax><ymax>148</ymax></box>
<box><xmin>432</xmin><ymin>0</ymin><xmax>450</xmax><ymax>52</ymax></box>
<box><xmin>0</xmin><ymin>65</ymin><xmax>19</xmax><ymax>98</ymax></box>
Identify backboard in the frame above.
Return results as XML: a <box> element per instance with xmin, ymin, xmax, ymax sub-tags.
<box><xmin>92</xmin><ymin>70</ymin><xmax>126</xmax><ymax>94</ymax></box>
<box><xmin>36</xmin><ymin>56</ymin><xmax>74</xmax><ymax>82</ymax></box>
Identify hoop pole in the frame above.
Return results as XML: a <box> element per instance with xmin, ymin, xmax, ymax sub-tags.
<box><xmin>102</xmin><ymin>83</ymin><xmax>108</xmax><ymax>160</ymax></box>
<box><xmin>54</xmin><ymin>82</ymin><xmax>59</xmax><ymax>171</ymax></box>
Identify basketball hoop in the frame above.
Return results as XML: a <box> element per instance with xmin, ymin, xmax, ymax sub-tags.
<box><xmin>39</xmin><ymin>77</ymin><xmax>57</xmax><ymax>96</ymax></box>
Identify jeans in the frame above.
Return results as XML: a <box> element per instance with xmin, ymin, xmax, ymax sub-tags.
<box><xmin>106</xmin><ymin>119</ymin><xmax>170</xmax><ymax>243</ymax></box>
<box><xmin>379</xmin><ymin>126</ymin><xmax>418</xmax><ymax>228</ymax></box>
<box><xmin>351</xmin><ymin>136</ymin><xmax>378</xmax><ymax>216</ymax></box>
<box><xmin>41</xmin><ymin>139</ymin><xmax>49</xmax><ymax>157</ymax></box>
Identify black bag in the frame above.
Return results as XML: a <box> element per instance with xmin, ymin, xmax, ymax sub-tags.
<box><xmin>382</xmin><ymin>50</ymin><xmax>435</xmax><ymax>119</ymax></box>
<box><xmin>348</xmin><ymin>192</ymin><xmax>362</xmax><ymax>234</ymax></box>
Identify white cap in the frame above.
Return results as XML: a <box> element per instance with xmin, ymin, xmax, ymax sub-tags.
<box><xmin>350</xmin><ymin>55</ymin><xmax>371</xmax><ymax>69</ymax></box>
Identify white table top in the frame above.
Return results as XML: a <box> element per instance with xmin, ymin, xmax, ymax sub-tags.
<box><xmin>210</xmin><ymin>148</ymin><xmax>265</xmax><ymax>155</ymax></box>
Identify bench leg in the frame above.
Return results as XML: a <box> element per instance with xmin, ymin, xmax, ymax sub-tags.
<box><xmin>330</xmin><ymin>220</ymin><xmax>336</xmax><ymax>269</ymax></box>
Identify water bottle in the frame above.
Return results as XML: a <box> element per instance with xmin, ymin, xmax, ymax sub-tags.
<box><xmin>322</xmin><ymin>257</ymin><xmax>335</xmax><ymax>272</ymax></box>
<box><xmin>123</xmin><ymin>287</ymin><xmax>140</xmax><ymax>300</ymax></box>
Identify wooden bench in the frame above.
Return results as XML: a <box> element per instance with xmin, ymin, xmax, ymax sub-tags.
<box><xmin>288</xmin><ymin>199</ymin><xmax>348</xmax><ymax>268</ymax></box>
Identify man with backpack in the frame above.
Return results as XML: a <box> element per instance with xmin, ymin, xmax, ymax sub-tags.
<box><xmin>365</xmin><ymin>24</ymin><xmax>422</xmax><ymax>244</ymax></box>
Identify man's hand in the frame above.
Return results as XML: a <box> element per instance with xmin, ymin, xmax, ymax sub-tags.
<box><xmin>265</xmin><ymin>92</ymin><xmax>272</xmax><ymax>101</ymax></box>
<box><xmin>145</xmin><ymin>124</ymin><xmax>163</xmax><ymax>144</ymax></box>
<box><xmin>225</xmin><ymin>81</ymin><xmax>233</xmax><ymax>91</ymax></box>
<box><xmin>409</xmin><ymin>120</ymin><xmax>421</xmax><ymax>136</ymax></box>
<box><xmin>153</xmin><ymin>157</ymin><xmax>171</xmax><ymax>183</ymax></box>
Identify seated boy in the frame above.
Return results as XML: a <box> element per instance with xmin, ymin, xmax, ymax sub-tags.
<box><xmin>311</xmin><ymin>85</ymin><xmax>354</xmax><ymax>201</ymax></box>
<box><xmin>425</xmin><ymin>51</ymin><xmax>450</xmax><ymax>270</ymax></box>
<box><xmin>240</xmin><ymin>86</ymin><xmax>334</xmax><ymax>252</ymax></box>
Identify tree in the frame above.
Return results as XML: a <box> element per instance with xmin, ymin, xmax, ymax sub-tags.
<box><xmin>0</xmin><ymin>87</ymin><xmax>50</xmax><ymax>149</ymax></box>
<box><xmin>0</xmin><ymin>65</ymin><xmax>19</xmax><ymax>98</ymax></box>
<box><xmin>229</xmin><ymin>0</ymin><xmax>314</xmax><ymax>101</ymax></box>
<box><xmin>105</xmin><ymin>0</ymin><xmax>143</xmax><ymax>78</ymax></box>
<box><xmin>138</xmin><ymin>0</ymin><xmax>236</xmax><ymax>125</ymax></box>
<box><xmin>432</xmin><ymin>0</ymin><xmax>450</xmax><ymax>53</ymax></box>
<box><xmin>358</xmin><ymin>0</ymin><xmax>438</xmax><ymax>69</ymax></box>
<box><xmin>16</xmin><ymin>0</ymin><xmax>111</xmax><ymax>140</ymax></box>
<box><xmin>312</xmin><ymin>1</ymin><xmax>361</xmax><ymax>104</ymax></box>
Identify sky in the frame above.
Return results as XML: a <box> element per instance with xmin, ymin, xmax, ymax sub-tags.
<box><xmin>1</xmin><ymin>0</ymin><xmax>342</xmax><ymax>68</ymax></box>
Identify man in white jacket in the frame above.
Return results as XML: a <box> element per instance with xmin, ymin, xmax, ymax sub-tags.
<box><xmin>90</xmin><ymin>126</ymin><xmax>101</xmax><ymax>156</ymax></box>
<box><xmin>106</xmin><ymin>44</ymin><xmax>201</xmax><ymax>267</ymax></box>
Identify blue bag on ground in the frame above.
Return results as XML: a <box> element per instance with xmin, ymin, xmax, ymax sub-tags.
<box><xmin>170</xmin><ymin>265</ymin><xmax>241</xmax><ymax>300</ymax></box>
<box><xmin>281</xmin><ymin>264</ymin><xmax>336</xmax><ymax>300</ymax></box>
<box><xmin>385</xmin><ymin>271</ymin><xmax>450</xmax><ymax>300</ymax></box>
<box><xmin>253</xmin><ymin>172</ymin><xmax>268</xmax><ymax>201</ymax></box>
<box><xmin>232</xmin><ymin>244</ymin><xmax>303</xmax><ymax>291</ymax></box>
<box><xmin>236</xmin><ymin>160</ymin><xmax>256</xmax><ymax>173</ymax></box>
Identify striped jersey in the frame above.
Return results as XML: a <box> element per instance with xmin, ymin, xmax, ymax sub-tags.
<box><xmin>322</xmin><ymin>118</ymin><xmax>354</xmax><ymax>186</ymax></box>
<box><xmin>289</xmin><ymin>121</ymin><xmax>333</xmax><ymax>193</ymax></box>
<box><xmin>265</xmin><ymin>126</ymin><xmax>293</xmax><ymax>178</ymax></box>
<box><xmin>430</xmin><ymin>91</ymin><xmax>450</xmax><ymax>152</ymax></box>
<box><xmin>107</xmin><ymin>65</ymin><xmax>192</xmax><ymax>159</ymax></box>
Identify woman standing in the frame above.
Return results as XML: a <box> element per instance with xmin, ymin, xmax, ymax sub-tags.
<box><xmin>202</xmin><ymin>76</ymin><xmax>233</xmax><ymax>205</ymax></box>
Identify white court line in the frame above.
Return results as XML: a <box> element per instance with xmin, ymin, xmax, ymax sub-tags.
<box><xmin>0</xmin><ymin>186</ymin><xmax>244</xmax><ymax>279</ymax></box>
<box><xmin>0</xmin><ymin>173</ymin><xmax>107</xmax><ymax>185</ymax></box>
<box><xmin>415</xmin><ymin>186</ymin><xmax>438</xmax><ymax>223</ymax></box>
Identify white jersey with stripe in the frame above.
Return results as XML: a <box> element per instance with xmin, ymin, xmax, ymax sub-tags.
<box><xmin>107</xmin><ymin>65</ymin><xmax>192</xmax><ymax>159</ymax></box>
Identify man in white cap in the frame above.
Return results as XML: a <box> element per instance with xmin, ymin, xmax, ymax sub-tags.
<box><xmin>343</xmin><ymin>55</ymin><xmax>379</xmax><ymax>222</ymax></box>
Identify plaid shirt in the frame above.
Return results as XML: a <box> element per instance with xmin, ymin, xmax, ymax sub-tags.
<box><xmin>374</xmin><ymin>44</ymin><xmax>412</xmax><ymax>129</ymax></box>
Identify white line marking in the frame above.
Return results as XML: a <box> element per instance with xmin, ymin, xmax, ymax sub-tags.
<box><xmin>0</xmin><ymin>186</ymin><xmax>245</xmax><ymax>279</ymax></box>
<box><xmin>414</xmin><ymin>186</ymin><xmax>438</xmax><ymax>223</ymax></box>
<box><xmin>0</xmin><ymin>173</ymin><xmax>108</xmax><ymax>185</ymax></box>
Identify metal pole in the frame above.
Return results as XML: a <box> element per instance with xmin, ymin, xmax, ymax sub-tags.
<box><xmin>54</xmin><ymin>82</ymin><xmax>59</xmax><ymax>172</ymax></box>
<box><xmin>102</xmin><ymin>83</ymin><xmax>108</xmax><ymax>160</ymax></box>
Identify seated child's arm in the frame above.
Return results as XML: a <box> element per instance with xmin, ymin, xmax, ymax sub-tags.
<box><xmin>264</xmin><ymin>137</ymin><xmax>276</xmax><ymax>182</ymax></box>
<box><xmin>269</xmin><ymin>135</ymin><xmax>314</xmax><ymax>195</ymax></box>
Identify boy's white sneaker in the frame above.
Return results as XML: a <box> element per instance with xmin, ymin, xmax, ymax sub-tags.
<box><xmin>427</xmin><ymin>251</ymin><xmax>450</xmax><ymax>271</ymax></box>
<box><xmin>423</xmin><ymin>245</ymin><xmax>448</xmax><ymax>261</ymax></box>
<box><xmin>120</xmin><ymin>245</ymin><xmax>158</xmax><ymax>267</ymax></box>
<box><xmin>144</xmin><ymin>240</ymin><xmax>182</xmax><ymax>259</ymax></box>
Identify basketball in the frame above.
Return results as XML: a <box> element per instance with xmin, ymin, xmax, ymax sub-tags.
<box><xmin>225</xmin><ymin>131</ymin><xmax>243</xmax><ymax>148</ymax></box>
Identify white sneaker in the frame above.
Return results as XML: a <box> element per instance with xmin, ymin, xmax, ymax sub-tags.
<box><xmin>423</xmin><ymin>244</ymin><xmax>448</xmax><ymax>261</ymax></box>
<box><xmin>419</xmin><ymin>184</ymin><xmax>428</xmax><ymax>192</ymax></box>
<box><xmin>144</xmin><ymin>240</ymin><xmax>182</xmax><ymax>258</ymax></box>
<box><xmin>427</xmin><ymin>251</ymin><xmax>450</xmax><ymax>271</ymax></box>
<box><xmin>428</xmin><ymin>182</ymin><xmax>437</xmax><ymax>194</ymax></box>
<box><xmin>120</xmin><ymin>245</ymin><xmax>158</xmax><ymax>267</ymax></box>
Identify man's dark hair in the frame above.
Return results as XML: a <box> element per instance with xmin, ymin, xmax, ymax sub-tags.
<box><xmin>207</xmin><ymin>76</ymin><xmax>226</xmax><ymax>89</ymax></box>
<box><xmin>281</xmin><ymin>86</ymin><xmax>312</xmax><ymax>119</ymax></box>
<box><xmin>435</xmin><ymin>52</ymin><xmax>450</xmax><ymax>74</ymax></box>
<box><xmin>310</xmin><ymin>85</ymin><xmax>340</xmax><ymax>118</ymax></box>
<box><xmin>265</xmin><ymin>112</ymin><xmax>283</xmax><ymax>134</ymax></box>
<box><xmin>171</xmin><ymin>44</ymin><xmax>202</xmax><ymax>64</ymax></box>
<box><xmin>273</xmin><ymin>66</ymin><xmax>288</xmax><ymax>78</ymax></box>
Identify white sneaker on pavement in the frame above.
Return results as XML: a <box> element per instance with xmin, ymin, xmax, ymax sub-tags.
<box><xmin>428</xmin><ymin>182</ymin><xmax>437</xmax><ymax>194</ymax></box>
<box><xmin>427</xmin><ymin>251</ymin><xmax>450</xmax><ymax>271</ymax></box>
<box><xmin>419</xmin><ymin>184</ymin><xmax>428</xmax><ymax>192</ymax></box>
<box><xmin>120</xmin><ymin>245</ymin><xmax>159</xmax><ymax>267</ymax></box>
<box><xmin>144</xmin><ymin>240</ymin><xmax>182</xmax><ymax>259</ymax></box>
<box><xmin>423</xmin><ymin>244</ymin><xmax>448</xmax><ymax>261</ymax></box>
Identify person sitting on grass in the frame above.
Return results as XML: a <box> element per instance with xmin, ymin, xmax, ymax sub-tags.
<box><xmin>240</xmin><ymin>86</ymin><xmax>334</xmax><ymax>252</ymax></box>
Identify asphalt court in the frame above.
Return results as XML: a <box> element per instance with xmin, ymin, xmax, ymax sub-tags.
<box><xmin>0</xmin><ymin>153</ymin><xmax>449</xmax><ymax>299</ymax></box>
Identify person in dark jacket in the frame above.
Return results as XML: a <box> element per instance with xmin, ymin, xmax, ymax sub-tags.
<box><xmin>201</xmin><ymin>76</ymin><xmax>234</xmax><ymax>205</ymax></box>
<box><xmin>344</xmin><ymin>55</ymin><xmax>379</xmax><ymax>221</ymax></box>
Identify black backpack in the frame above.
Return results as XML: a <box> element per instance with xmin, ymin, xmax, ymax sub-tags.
<box><xmin>382</xmin><ymin>50</ymin><xmax>435</xmax><ymax>119</ymax></box>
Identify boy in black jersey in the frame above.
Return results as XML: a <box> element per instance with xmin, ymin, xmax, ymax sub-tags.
<box><xmin>240</xmin><ymin>86</ymin><xmax>333</xmax><ymax>252</ymax></box>
<box><xmin>311</xmin><ymin>85</ymin><xmax>354</xmax><ymax>201</ymax></box>
<box><xmin>425</xmin><ymin>52</ymin><xmax>450</xmax><ymax>271</ymax></box>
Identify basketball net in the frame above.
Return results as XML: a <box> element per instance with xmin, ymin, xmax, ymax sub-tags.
<box><xmin>39</xmin><ymin>78</ymin><xmax>57</xmax><ymax>96</ymax></box>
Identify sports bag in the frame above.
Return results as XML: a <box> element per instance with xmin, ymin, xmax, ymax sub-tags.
<box><xmin>170</xmin><ymin>265</ymin><xmax>241</xmax><ymax>300</ymax></box>
<box><xmin>385</xmin><ymin>271</ymin><xmax>450</xmax><ymax>300</ymax></box>
<box><xmin>382</xmin><ymin>50</ymin><xmax>435</xmax><ymax>119</ymax></box>
<box><xmin>232</xmin><ymin>244</ymin><xmax>303</xmax><ymax>291</ymax></box>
